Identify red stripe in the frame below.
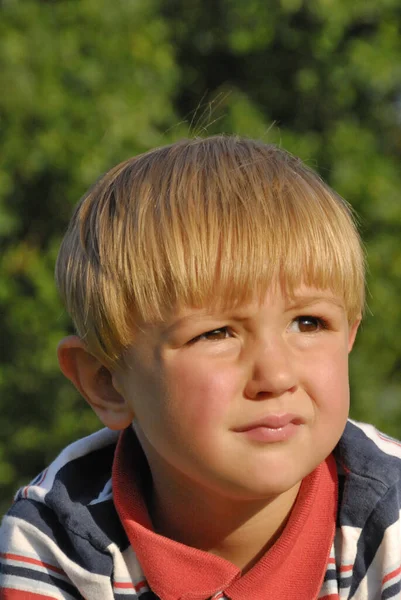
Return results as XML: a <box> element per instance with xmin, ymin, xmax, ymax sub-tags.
<box><xmin>378</xmin><ymin>433</ymin><xmax>401</xmax><ymax>449</ymax></box>
<box><xmin>327</xmin><ymin>558</ymin><xmax>335</xmax><ymax>564</ymax></box>
<box><xmin>0</xmin><ymin>590</ymin><xmax>57</xmax><ymax>600</ymax></box>
<box><xmin>23</xmin><ymin>469</ymin><xmax>48</xmax><ymax>498</ymax></box>
<box><xmin>0</xmin><ymin>553</ymin><xmax>65</xmax><ymax>576</ymax></box>
<box><xmin>113</xmin><ymin>581</ymin><xmax>135</xmax><ymax>589</ymax></box>
<box><xmin>383</xmin><ymin>565</ymin><xmax>401</xmax><ymax>585</ymax></box>
<box><xmin>340</xmin><ymin>564</ymin><xmax>353</xmax><ymax>572</ymax></box>
<box><xmin>113</xmin><ymin>579</ymin><xmax>148</xmax><ymax>591</ymax></box>
<box><xmin>36</xmin><ymin>469</ymin><xmax>48</xmax><ymax>487</ymax></box>
<box><xmin>319</xmin><ymin>595</ymin><xmax>340</xmax><ymax>599</ymax></box>
<box><xmin>136</xmin><ymin>580</ymin><xmax>149</xmax><ymax>591</ymax></box>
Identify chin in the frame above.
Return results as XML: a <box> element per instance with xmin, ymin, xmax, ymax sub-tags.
<box><xmin>212</xmin><ymin>472</ymin><xmax>303</xmax><ymax>501</ymax></box>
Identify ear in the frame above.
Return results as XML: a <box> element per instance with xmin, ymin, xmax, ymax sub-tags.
<box><xmin>348</xmin><ymin>318</ymin><xmax>361</xmax><ymax>353</ymax></box>
<box><xmin>57</xmin><ymin>336</ymin><xmax>134</xmax><ymax>430</ymax></box>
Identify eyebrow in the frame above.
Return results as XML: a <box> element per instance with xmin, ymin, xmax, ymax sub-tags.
<box><xmin>160</xmin><ymin>311</ymin><xmax>213</xmax><ymax>337</ymax></box>
<box><xmin>286</xmin><ymin>295</ymin><xmax>345</xmax><ymax>310</ymax></box>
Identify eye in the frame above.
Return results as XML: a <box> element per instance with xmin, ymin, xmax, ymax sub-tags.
<box><xmin>192</xmin><ymin>327</ymin><xmax>231</xmax><ymax>342</ymax></box>
<box><xmin>290</xmin><ymin>316</ymin><xmax>327</xmax><ymax>333</ymax></box>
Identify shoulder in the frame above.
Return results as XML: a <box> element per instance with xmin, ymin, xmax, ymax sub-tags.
<box><xmin>332</xmin><ymin>421</ymin><xmax>401</xmax><ymax>598</ymax></box>
<box><xmin>335</xmin><ymin>419</ymin><xmax>401</xmax><ymax>490</ymax></box>
<box><xmin>1</xmin><ymin>427</ymin><xmax>129</xmax><ymax>561</ymax></box>
<box><xmin>0</xmin><ymin>428</ymin><xmax>133</xmax><ymax>597</ymax></box>
<box><xmin>334</xmin><ymin>419</ymin><xmax>401</xmax><ymax>532</ymax></box>
<box><xmin>15</xmin><ymin>427</ymin><xmax>120</xmax><ymax>505</ymax></box>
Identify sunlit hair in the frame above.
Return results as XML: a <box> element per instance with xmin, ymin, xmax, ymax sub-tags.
<box><xmin>56</xmin><ymin>136</ymin><xmax>365</xmax><ymax>367</ymax></box>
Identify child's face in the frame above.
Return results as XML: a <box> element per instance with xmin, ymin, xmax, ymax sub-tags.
<box><xmin>115</xmin><ymin>284</ymin><xmax>359</xmax><ymax>500</ymax></box>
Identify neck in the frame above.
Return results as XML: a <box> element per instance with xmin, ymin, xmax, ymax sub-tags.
<box><xmin>148</xmin><ymin>464</ymin><xmax>300</xmax><ymax>573</ymax></box>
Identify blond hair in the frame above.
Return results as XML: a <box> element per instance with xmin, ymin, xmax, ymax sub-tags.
<box><xmin>56</xmin><ymin>136</ymin><xmax>365</xmax><ymax>368</ymax></box>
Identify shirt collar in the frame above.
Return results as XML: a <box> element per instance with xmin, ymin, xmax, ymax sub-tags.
<box><xmin>113</xmin><ymin>426</ymin><xmax>337</xmax><ymax>600</ymax></box>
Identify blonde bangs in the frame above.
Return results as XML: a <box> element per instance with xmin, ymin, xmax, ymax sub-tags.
<box><xmin>56</xmin><ymin>136</ymin><xmax>365</xmax><ymax>368</ymax></box>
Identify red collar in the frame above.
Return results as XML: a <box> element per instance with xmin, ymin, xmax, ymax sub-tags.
<box><xmin>113</xmin><ymin>427</ymin><xmax>337</xmax><ymax>600</ymax></box>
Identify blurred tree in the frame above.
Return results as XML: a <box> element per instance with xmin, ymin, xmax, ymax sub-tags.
<box><xmin>1</xmin><ymin>0</ymin><xmax>401</xmax><ymax>516</ymax></box>
<box><xmin>0</xmin><ymin>0</ymin><xmax>181</xmax><ymax>514</ymax></box>
<box><xmin>161</xmin><ymin>0</ymin><xmax>401</xmax><ymax>431</ymax></box>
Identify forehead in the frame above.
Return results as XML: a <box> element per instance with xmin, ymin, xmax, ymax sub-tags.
<box><xmin>162</xmin><ymin>284</ymin><xmax>346</xmax><ymax>325</ymax></box>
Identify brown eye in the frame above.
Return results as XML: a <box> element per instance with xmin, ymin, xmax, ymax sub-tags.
<box><xmin>198</xmin><ymin>327</ymin><xmax>230</xmax><ymax>341</ymax></box>
<box><xmin>292</xmin><ymin>316</ymin><xmax>323</xmax><ymax>333</ymax></box>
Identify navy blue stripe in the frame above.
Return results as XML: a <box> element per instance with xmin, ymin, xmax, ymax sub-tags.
<box><xmin>1</xmin><ymin>563</ymin><xmax>84</xmax><ymax>599</ymax></box>
<box><xmin>339</xmin><ymin>576</ymin><xmax>352</xmax><ymax>589</ymax></box>
<box><xmin>8</xmin><ymin>499</ymin><xmax>116</xmax><ymax>575</ymax></box>
<box><xmin>335</xmin><ymin>423</ymin><xmax>401</xmax><ymax>526</ymax></box>
<box><xmin>50</xmin><ymin>442</ymin><xmax>116</xmax><ymax>504</ymax></box>
<box><xmin>383</xmin><ymin>581</ymin><xmax>401</xmax><ymax>599</ymax></box>
<box><xmin>88</xmin><ymin>499</ymin><xmax>129</xmax><ymax>551</ymax></box>
<box><xmin>323</xmin><ymin>569</ymin><xmax>337</xmax><ymax>582</ymax></box>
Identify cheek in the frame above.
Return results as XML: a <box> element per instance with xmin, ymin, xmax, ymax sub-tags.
<box><xmin>309</xmin><ymin>350</ymin><xmax>350</xmax><ymax>414</ymax></box>
<box><xmin>164</xmin><ymin>357</ymin><xmax>241</xmax><ymax>428</ymax></box>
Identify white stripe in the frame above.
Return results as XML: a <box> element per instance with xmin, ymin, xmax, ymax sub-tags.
<box><xmin>349</xmin><ymin>510</ymin><xmax>401</xmax><ymax>598</ymax></box>
<box><xmin>318</xmin><ymin>579</ymin><xmax>339</xmax><ymax>597</ymax></box>
<box><xmin>89</xmin><ymin>478</ymin><xmax>113</xmax><ymax>505</ymax></box>
<box><xmin>113</xmin><ymin>585</ymin><xmax>142</xmax><ymax>596</ymax></box>
<box><xmin>1</xmin><ymin>516</ymin><xmax>116</xmax><ymax>600</ymax></box>
<box><xmin>1</xmin><ymin>573</ymin><xmax>78</xmax><ymax>600</ymax></box>
<box><xmin>0</xmin><ymin>555</ymin><xmax>69</xmax><ymax>582</ymax></box>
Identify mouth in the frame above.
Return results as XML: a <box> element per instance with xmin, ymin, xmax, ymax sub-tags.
<box><xmin>233</xmin><ymin>413</ymin><xmax>304</xmax><ymax>443</ymax></box>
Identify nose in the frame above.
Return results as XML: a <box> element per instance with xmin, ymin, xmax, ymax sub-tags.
<box><xmin>244</xmin><ymin>336</ymin><xmax>298</xmax><ymax>400</ymax></box>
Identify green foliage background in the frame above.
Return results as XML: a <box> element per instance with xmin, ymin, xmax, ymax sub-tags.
<box><xmin>1</xmin><ymin>0</ymin><xmax>401</xmax><ymax>515</ymax></box>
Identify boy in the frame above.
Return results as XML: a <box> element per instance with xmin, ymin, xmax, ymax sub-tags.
<box><xmin>1</xmin><ymin>135</ymin><xmax>401</xmax><ymax>600</ymax></box>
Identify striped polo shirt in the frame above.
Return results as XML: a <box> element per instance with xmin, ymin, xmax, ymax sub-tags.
<box><xmin>1</xmin><ymin>420</ymin><xmax>401</xmax><ymax>599</ymax></box>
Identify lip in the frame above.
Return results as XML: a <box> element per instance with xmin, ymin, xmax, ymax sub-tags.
<box><xmin>235</xmin><ymin>413</ymin><xmax>303</xmax><ymax>432</ymax></box>
<box><xmin>233</xmin><ymin>413</ymin><xmax>304</xmax><ymax>443</ymax></box>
